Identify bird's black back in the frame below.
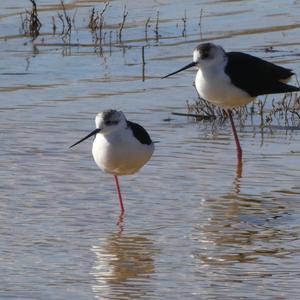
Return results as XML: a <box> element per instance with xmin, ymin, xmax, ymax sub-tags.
<box><xmin>225</xmin><ymin>52</ymin><xmax>299</xmax><ymax>97</ymax></box>
<box><xmin>127</xmin><ymin>121</ymin><xmax>152</xmax><ymax>145</ymax></box>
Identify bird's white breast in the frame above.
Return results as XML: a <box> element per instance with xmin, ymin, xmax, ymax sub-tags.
<box><xmin>92</xmin><ymin>129</ymin><xmax>154</xmax><ymax>176</ymax></box>
<box><xmin>195</xmin><ymin>60</ymin><xmax>254</xmax><ymax>109</ymax></box>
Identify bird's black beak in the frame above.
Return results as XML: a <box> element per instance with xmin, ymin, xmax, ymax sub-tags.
<box><xmin>69</xmin><ymin>128</ymin><xmax>101</xmax><ymax>148</ymax></box>
<box><xmin>161</xmin><ymin>62</ymin><xmax>196</xmax><ymax>79</ymax></box>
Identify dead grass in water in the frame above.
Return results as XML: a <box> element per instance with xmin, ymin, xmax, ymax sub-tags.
<box><xmin>183</xmin><ymin>91</ymin><xmax>300</xmax><ymax>130</ymax></box>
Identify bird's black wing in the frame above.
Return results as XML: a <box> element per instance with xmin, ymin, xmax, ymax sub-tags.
<box><xmin>127</xmin><ymin>121</ymin><xmax>153</xmax><ymax>145</ymax></box>
<box><xmin>225</xmin><ymin>52</ymin><xmax>299</xmax><ymax>97</ymax></box>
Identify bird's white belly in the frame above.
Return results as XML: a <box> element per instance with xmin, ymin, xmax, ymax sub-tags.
<box><xmin>195</xmin><ymin>68</ymin><xmax>254</xmax><ymax>109</ymax></box>
<box><xmin>92</xmin><ymin>134</ymin><xmax>154</xmax><ymax>176</ymax></box>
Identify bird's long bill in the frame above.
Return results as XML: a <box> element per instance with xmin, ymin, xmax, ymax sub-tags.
<box><xmin>162</xmin><ymin>62</ymin><xmax>196</xmax><ymax>79</ymax></box>
<box><xmin>69</xmin><ymin>128</ymin><xmax>101</xmax><ymax>148</ymax></box>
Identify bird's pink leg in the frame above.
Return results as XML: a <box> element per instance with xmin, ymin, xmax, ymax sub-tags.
<box><xmin>227</xmin><ymin>109</ymin><xmax>243</xmax><ymax>162</ymax></box>
<box><xmin>114</xmin><ymin>175</ymin><xmax>125</xmax><ymax>212</ymax></box>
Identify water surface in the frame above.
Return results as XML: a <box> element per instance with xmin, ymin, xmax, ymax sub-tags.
<box><xmin>1</xmin><ymin>0</ymin><xmax>300</xmax><ymax>299</ymax></box>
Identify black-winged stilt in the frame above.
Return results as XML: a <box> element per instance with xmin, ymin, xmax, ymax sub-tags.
<box><xmin>70</xmin><ymin>110</ymin><xmax>154</xmax><ymax>213</ymax></box>
<box><xmin>162</xmin><ymin>42</ymin><xmax>299</xmax><ymax>161</ymax></box>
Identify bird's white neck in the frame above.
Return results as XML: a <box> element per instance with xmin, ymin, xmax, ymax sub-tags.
<box><xmin>198</xmin><ymin>55</ymin><xmax>228</xmax><ymax>79</ymax></box>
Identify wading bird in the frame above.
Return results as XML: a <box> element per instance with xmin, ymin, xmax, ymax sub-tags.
<box><xmin>70</xmin><ymin>110</ymin><xmax>154</xmax><ymax>213</ymax></box>
<box><xmin>162</xmin><ymin>42</ymin><xmax>299</xmax><ymax>161</ymax></box>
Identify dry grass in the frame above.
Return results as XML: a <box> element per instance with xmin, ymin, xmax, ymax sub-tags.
<box><xmin>118</xmin><ymin>6</ymin><xmax>128</xmax><ymax>41</ymax></box>
<box><xmin>57</xmin><ymin>0</ymin><xmax>72</xmax><ymax>43</ymax></box>
<box><xmin>185</xmin><ymin>91</ymin><xmax>300</xmax><ymax>129</ymax></box>
<box><xmin>20</xmin><ymin>1</ymin><xmax>203</xmax><ymax>47</ymax></box>
<box><xmin>21</xmin><ymin>0</ymin><xmax>42</xmax><ymax>40</ymax></box>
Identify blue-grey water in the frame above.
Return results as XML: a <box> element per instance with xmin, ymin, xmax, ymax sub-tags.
<box><xmin>1</xmin><ymin>0</ymin><xmax>300</xmax><ymax>299</ymax></box>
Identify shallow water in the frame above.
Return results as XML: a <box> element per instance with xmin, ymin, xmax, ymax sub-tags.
<box><xmin>1</xmin><ymin>0</ymin><xmax>300</xmax><ymax>299</ymax></box>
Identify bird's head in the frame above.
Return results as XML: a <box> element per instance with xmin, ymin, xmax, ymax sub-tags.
<box><xmin>69</xmin><ymin>109</ymin><xmax>126</xmax><ymax>148</ymax></box>
<box><xmin>193</xmin><ymin>43</ymin><xmax>225</xmax><ymax>67</ymax></box>
<box><xmin>162</xmin><ymin>42</ymin><xmax>226</xmax><ymax>78</ymax></box>
<box><xmin>95</xmin><ymin>109</ymin><xmax>127</xmax><ymax>135</ymax></box>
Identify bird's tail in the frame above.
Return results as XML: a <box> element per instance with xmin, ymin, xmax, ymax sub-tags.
<box><xmin>281</xmin><ymin>83</ymin><xmax>300</xmax><ymax>93</ymax></box>
<box><xmin>270</xmin><ymin>82</ymin><xmax>300</xmax><ymax>95</ymax></box>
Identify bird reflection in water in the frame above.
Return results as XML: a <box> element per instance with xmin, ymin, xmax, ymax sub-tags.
<box><xmin>191</xmin><ymin>184</ymin><xmax>295</xmax><ymax>270</ymax></box>
<box><xmin>90</xmin><ymin>232</ymin><xmax>158</xmax><ymax>299</ymax></box>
